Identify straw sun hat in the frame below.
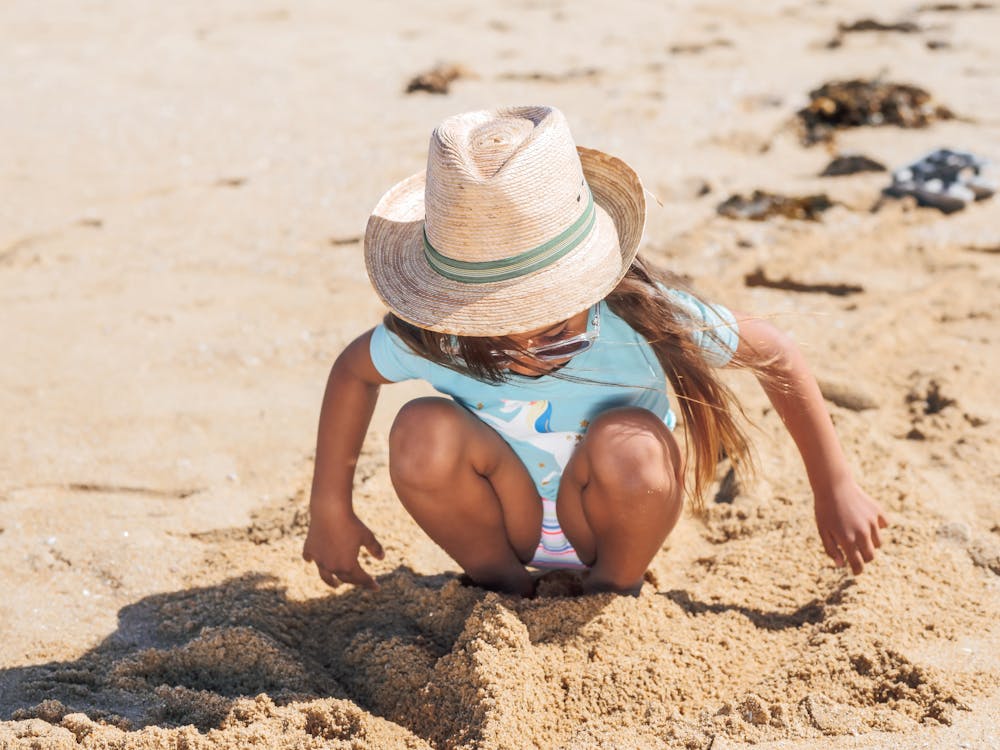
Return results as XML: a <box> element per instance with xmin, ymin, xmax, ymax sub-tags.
<box><xmin>364</xmin><ymin>105</ymin><xmax>646</xmax><ymax>336</ymax></box>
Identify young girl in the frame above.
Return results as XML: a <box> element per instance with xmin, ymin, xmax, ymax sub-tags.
<box><xmin>302</xmin><ymin>105</ymin><xmax>887</xmax><ymax>597</ymax></box>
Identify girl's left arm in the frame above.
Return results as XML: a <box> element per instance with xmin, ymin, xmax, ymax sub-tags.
<box><xmin>731</xmin><ymin>314</ymin><xmax>888</xmax><ymax>575</ymax></box>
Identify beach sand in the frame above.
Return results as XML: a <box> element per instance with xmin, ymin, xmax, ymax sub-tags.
<box><xmin>2</xmin><ymin>1</ymin><xmax>999</xmax><ymax>747</ymax></box>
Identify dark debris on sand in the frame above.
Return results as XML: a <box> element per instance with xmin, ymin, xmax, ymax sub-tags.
<box><xmin>498</xmin><ymin>67</ymin><xmax>601</xmax><ymax>83</ymax></box>
<box><xmin>744</xmin><ymin>268</ymin><xmax>865</xmax><ymax>296</ymax></box>
<box><xmin>827</xmin><ymin>18</ymin><xmax>921</xmax><ymax>48</ymax></box>
<box><xmin>820</xmin><ymin>154</ymin><xmax>888</xmax><ymax>177</ymax></box>
<box><xmin>668</xmin><ymin>39</ymin><xmax>733</xmax><ymax>54</ymax></box>
<box><xmin>717</xmin><ymin>191</ymin><xmax>833</xmax><ymax>221</ymax></box>
<box><xmin>839</xmin><ymin>18</ymin><xmax>921</xmax><ymax>33</ymax></box>
<box><xmin>797</xmin><ymin>79</ymin><xmax>955</xmax><ymax>145</ymax></box>
<box><xmin>405</xmin><ymin>64</ymin><xmax>470</xmax><ymax>95</ymax></box>
<box><xmin>918</xmin><ymin>2</ymin><xmax>994</xmax><ymax>10</ymax></box>
<box><xmin>882</xmin><ymin>148</ymin><xmax>995</xmax><ymax>214</ymax></box>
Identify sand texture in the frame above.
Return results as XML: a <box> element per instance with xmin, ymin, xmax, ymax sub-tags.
<box><xmin>2</xmin><ymin>1</ymin><xmax>999</xmax><ymax>748</ymax></box>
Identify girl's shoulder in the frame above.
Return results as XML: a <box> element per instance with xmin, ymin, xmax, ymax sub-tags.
<box><xmin>370</xmin><ymin>322</ymin><xmax>493</xmax><ymax>389</ymax></box>
<box><xmin>369</xmin><ymin>322</ymin><xmax>435</xmax><ymax>383</ymax></box>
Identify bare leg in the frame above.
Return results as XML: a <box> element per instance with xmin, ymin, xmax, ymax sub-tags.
<box><xmin>389</xmin><ymin>397</ymin><xmax>541</xmax><ymax>596</ymax></box>
<box><xmin>555</xmin><ymin>407</ymin><xmax>684</xmax><ymax>594</ymax></box>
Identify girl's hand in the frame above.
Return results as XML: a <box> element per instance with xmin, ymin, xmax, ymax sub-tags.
<box><xmin>302</xmin><ymin>507</ymin><xmax>385</xmax><ymax>591</ymax></box>
<box><xmin>813</xmin><ymin>479</ymin><xmax>889</xmax><ymax>575</ymax></box>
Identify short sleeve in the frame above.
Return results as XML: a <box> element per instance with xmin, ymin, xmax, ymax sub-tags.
<box><xmin>369</xmin><ymin>323</ymin><xmax>427</xmax><ymax>383</ymax></box>
<box><xmin>663</xmin><ymin>288</ymin><xmax>740</xmax><ymax>368</ymax></box>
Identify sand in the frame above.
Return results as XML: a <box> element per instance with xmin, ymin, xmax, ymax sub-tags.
<box><xmin>2</xmin><ymin>0</ymin><xmax>999</xmax><ymax>747</ymax></box>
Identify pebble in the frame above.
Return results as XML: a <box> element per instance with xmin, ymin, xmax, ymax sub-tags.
<box><xmin>817</xmin><ymin>378</ymin><xmax>879</xmax><ymax>411</ymax></box>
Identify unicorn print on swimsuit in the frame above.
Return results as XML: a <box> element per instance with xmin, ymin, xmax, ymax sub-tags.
<box><xmin>476</xmin><ymin>399</ymin><xmax>579</xmax><ymax>475</ymax></box>
<box><xmin>476</xmin><ymin>399</ymin><xmax>586</xmax><ymax>566</ymax></box>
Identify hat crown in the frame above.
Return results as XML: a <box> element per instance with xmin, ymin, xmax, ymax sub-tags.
<box><xmin>424</xmin><ymin>106</ymin><xmax>589</xmax><ymax>263</ymax></box>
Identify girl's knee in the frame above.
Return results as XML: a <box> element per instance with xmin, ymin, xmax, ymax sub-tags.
<box><xmin>389</xmin><ymin>398</ymin><xmax>469</xmax><ymax>486</ymax></box>
<box><xmin>584</xmin><ymin>408</ymin><xmax>682</xmax><ymax>496</ymax></box>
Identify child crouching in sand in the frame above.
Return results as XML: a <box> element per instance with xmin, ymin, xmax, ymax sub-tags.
<box><xmin>302</xmin><ymin>106</ymin><xmax>887</xmax><ymax>596</ymax></box>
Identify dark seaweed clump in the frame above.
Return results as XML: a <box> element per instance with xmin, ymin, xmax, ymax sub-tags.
<box><xmin>405</xmin><ymin>64</ymin><xmax>469</xmax><ymax>95</ymax></box>
<box><xmin>798</xmin><ymin>79</ymin><xmax>954</xmax><ymax>145</ymax></box>
<box><xmin>820</xmin><ymin>154</ymin><xmax>887</xmax><ymax>177</ymax></box>
<box><xmin>717</xmin><ymin>191</ymin><xmax>833</xmax><ymax>221</ymax></box>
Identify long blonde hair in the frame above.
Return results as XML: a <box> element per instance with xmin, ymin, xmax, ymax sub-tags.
<box><xmin>384</xmin><ymin>256</ymin><xmax>756</xmax><ymax>514</ymax></box>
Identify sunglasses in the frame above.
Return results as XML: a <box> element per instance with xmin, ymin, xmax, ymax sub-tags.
<box><xmin>490</xmin><ymin>305</ymin><xmax>601</xmax><ymax>363</ymax></box>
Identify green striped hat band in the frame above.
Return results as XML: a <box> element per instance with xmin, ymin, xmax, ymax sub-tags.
<box><xmin>422</xmin><ymin>184</ymin><xmax>596</xmax><ymax>284</ymax></box>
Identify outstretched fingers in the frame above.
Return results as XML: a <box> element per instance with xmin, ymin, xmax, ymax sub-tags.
<box><xmin>814</xmin><ymin>485</ymin><xmax>889</xmax><ymax>576</ymax></box>
<box><xmin>842</xmin><ymin>537</ymin><xmax>866</xmax><ymax>575</ymax></box>
<box><xmin>870</xmin><ymin>521</ymin><xmax>883</xmax><ymax>549</ymax></box>
<box><xmin>322</xmin><ymin>561</ymin><xmax>379</xmax><ymax>591</ymax></box>
<box><xmin>363</xmin><ymin>531</ymin><xmax>386</xmax><ymax>561</ymax></box>
<box><xmin>820</xmin><ymin>531</ymin><xmax>844</xmax><ymax>568</ymax></box>
<box><xmin>855</xmin><ymin>532</ymin><xmax>876</xmax><ymax>564</ymax></box>
<box><xmin>824</xmin><ymin>529</ymin><xmax>879</xmax><ymax>575</ymax></box>
<box><xmin>316</xmin><ymin>564</ymin><xmax>342</xmax><ymax>589</ymax></box>
<box><xmin>302</xmin><ymin>547</ymin><xmax>380</xmax><ymax>591</ymax></box>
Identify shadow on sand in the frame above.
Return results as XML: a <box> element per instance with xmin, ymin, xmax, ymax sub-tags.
<box><xmin>0</xmin><ymin>567</ymin><xmax>863</xmax><ymax>746</ymax></box>
<box><xmin>0</xmin><ymin>566</ymin><xmax>611</xmax><ymax>735</ymax></box>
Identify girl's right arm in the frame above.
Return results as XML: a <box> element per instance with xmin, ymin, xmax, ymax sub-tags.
<box><xmin>302</xmin><ymin>329</ymin><xmax>394</xmax><ymax>590</ymax></box>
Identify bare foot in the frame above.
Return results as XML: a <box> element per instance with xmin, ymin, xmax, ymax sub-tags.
<box><xmin>581</xmin><ymin>571</ymin><xmax>643</xmax><ymax>597</ymax></box>
<box><xmin>458</xmin><ymin>569</ymin><xmax>535</xmax><ymax>597</ymax></box>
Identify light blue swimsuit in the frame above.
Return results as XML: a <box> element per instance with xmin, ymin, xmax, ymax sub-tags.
<box><xmin>369</xmin><ymin>289</ymin><xmax>739</xmax><ymax>569</ymax></box>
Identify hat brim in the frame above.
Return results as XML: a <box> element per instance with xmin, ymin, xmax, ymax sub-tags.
<box><xmin>364</xmin><ymin>146</ymin><xmax>645</xmax><ymax>336</ymax></box>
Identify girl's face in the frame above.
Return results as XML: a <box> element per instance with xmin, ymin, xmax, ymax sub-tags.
<box><xmin>498</xmin><ymin>307</ymin><xmax>592</xmax><ymax>376</ymax></box>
